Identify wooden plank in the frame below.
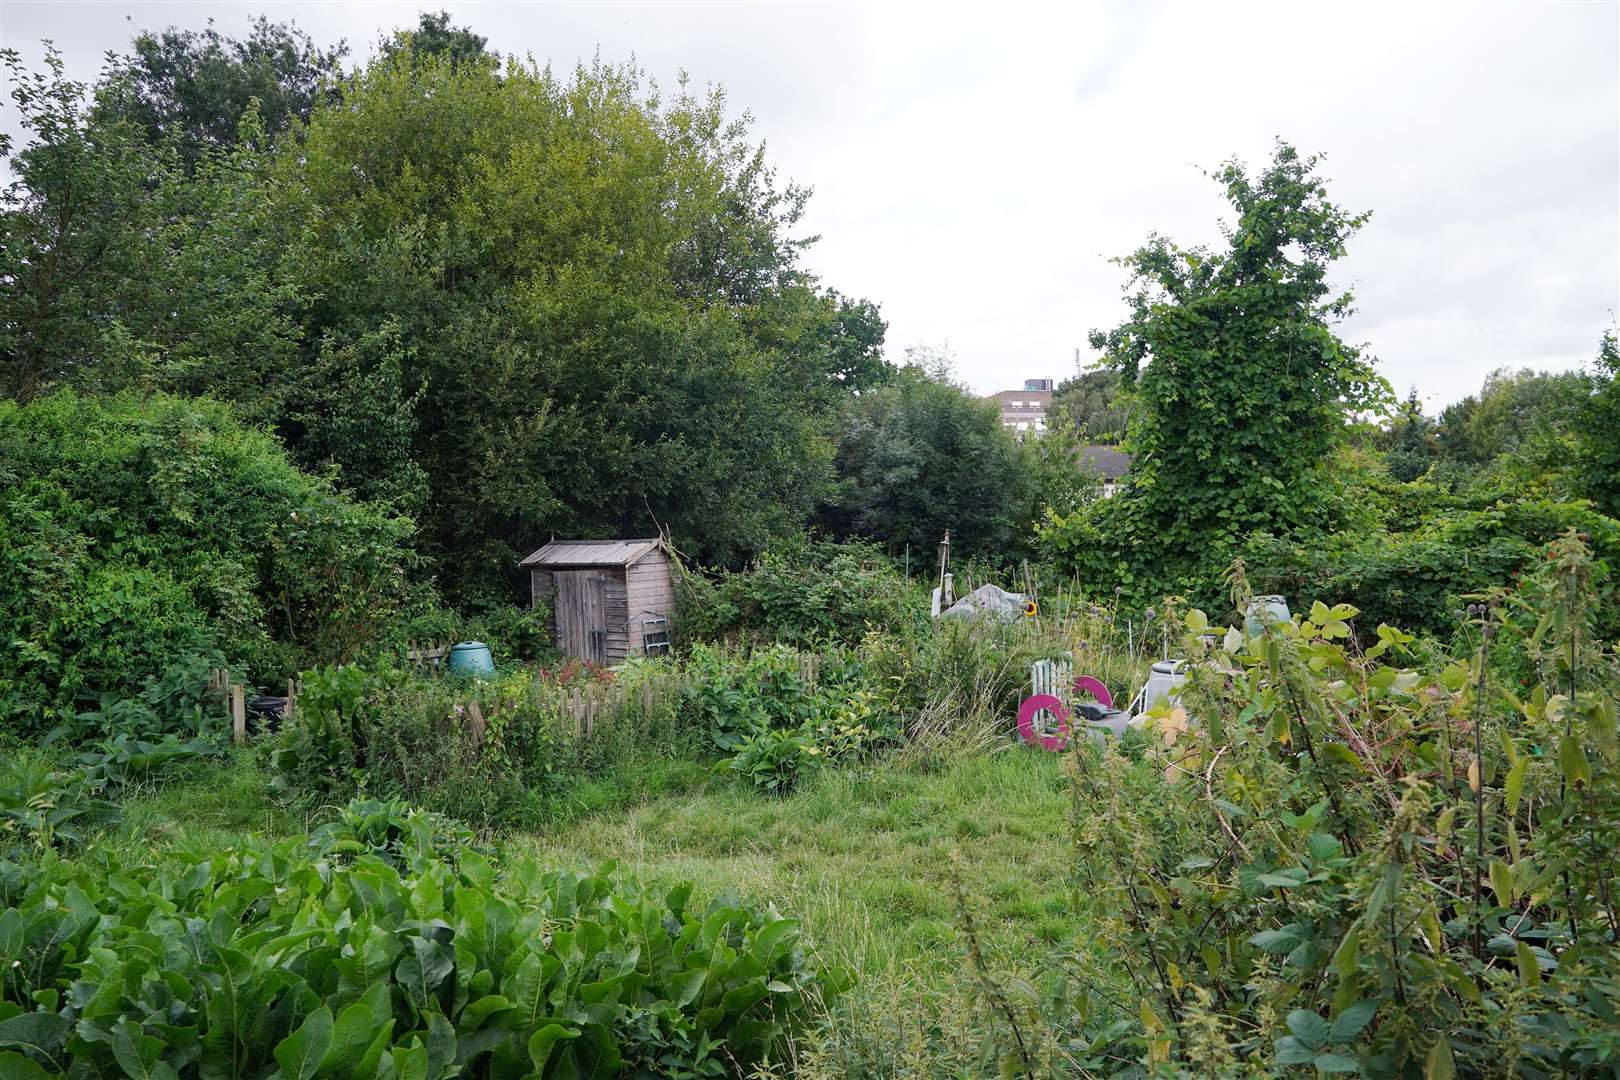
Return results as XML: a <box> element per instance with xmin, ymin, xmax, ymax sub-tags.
<box><xmin>231</xmin><ymin>685</ymin><xmax>246</xmax><ymax>746</ymax></box>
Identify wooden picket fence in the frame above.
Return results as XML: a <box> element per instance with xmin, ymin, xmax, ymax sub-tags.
<box><xmin>215</xmin><ymin>652</ymin><xmax>826</xmax><ymax>749</ymax></box>
<box><xmin>404</xmin><ymin>641</ymin><xmax>451</xmax><ymax>670</ymax></box>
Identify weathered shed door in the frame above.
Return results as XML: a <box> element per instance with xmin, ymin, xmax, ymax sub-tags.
<box><xmin>554</xmin><ymin>571</ymin><xmax>608</xmax><ymax>663</ymax></box>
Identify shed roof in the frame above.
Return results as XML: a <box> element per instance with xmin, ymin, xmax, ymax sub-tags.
<box><xmin>1079</xmin><ymin>445</ymin><xmax>1133</xmax><ymax>481</ymax></box>
<box><xmin>519</xmin><ymin>538</ymin><xmax>668</xmax><ymax>569</ymax></box>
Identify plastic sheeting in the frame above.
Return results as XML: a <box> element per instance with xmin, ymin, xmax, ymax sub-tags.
<box><xmin>939</xmin><ymin>583</ymin><xmax>1029</xmax><ymax>622</ymax></box>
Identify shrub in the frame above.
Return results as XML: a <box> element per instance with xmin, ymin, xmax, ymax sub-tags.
<box><xmin>675</xmin><ymin>535</ymin><xmax>926</xmax><ymax>647</ymax></box>
<box><xmin>0</xmin><ymin>392</ymin><xmax>418</xmax><ymax>734</ymax></box>
<box><xmin>0</xmin><ymin>834</ymin><xmax>851</xmax><ymax>1078</ymax></box>
<box><xmin>0</xmin><ymin>752</ymin><xmax>115</xmax><ymax>858</ymax></box>
<box><xmin>727</xmin><ymin>726</ymin><xmax>816</xmax><ymax>795</ymax></box>
<box><xmin>308</xmin><ymin>796</ymin><xmax>478</xmax><ymax>870</ymax></box>
<box><xmin>1057</xmin><ymin>543</ymin><xmax>1620</xmax><ymax>1076</ymax></box>
<box><xmin>1243</xmin><ymin>497</ymin><xmax>1620</xmax><ymax>640</ymax></box>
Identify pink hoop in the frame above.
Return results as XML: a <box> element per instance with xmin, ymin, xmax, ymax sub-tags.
<box><xmin>1017</xmin><ymin>693</ymin><xmax>1070</xmax><ymax>751</ymax></box>
<box><xmin>1072</xmin><ymin>675</ymin><xmax>1113</xmax><ymax>707</ymax></box>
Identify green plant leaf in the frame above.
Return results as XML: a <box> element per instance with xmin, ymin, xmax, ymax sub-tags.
<box><xmin>1328</xmin><ymin>1000</ymin><xmax>1376</xmax><ymax>1043</ymax></box>
<box><xmin>1503</xmin><ymin>757</ymin><xmax>1529</xmax><ymax>816</ymax></box>
<box><xmin>274</xmin><ymin>1007</ymin><xmax>334</xmax><ymax>1080</ymax></box>
<box><xmin>0</xmin><ymin>1014</ymin><xmax>70</xmax><ymax>1058</ymax></box>
<box><xmin>1557</xmin><ymin>736</ymin><xmax>1591</xmax><ymax>789</ymax></box>
<box><xmin>1285</xmin><ymin>1009</ymin><xmax>1330</xmax><ymax>1051</ymax></box>
<box><xmin>1249</xmin><ymin>928</ymin><xmax>1301</xmax><ymax>954</ymax></box>
<box><xmin>1313</xmin><ymin>1050</ymin><xmax>1360</xmax><ymax>1073</ymax></box>
<box><xmin>320</xmin><ymin>1001</ymin><xmax>377</xmax><ymax>1075</ymax></box>
<box><xmin>1425</xmin><ymin>1037</ymin><xmax>1455</xmax><ymax>1080</ymax></box>
<box><xmin>0</xmin><ymin>1052</ymin><xmax>53</xmax><ymax>1080</ymax></box>
<box><xmin>1274</xmin><ymin>1036</ymin><xmax>1314</xmax><ymax>1065</ymax></box>
<box><xmin>528</xmin><ymin>1025</ymin><xmax>578</xmax><ymax>1071</ymax></box>
<box><xmin>1488</xmin><ymin>860</ymin><xmax>1514</xmax><ymax>909</ymax></box>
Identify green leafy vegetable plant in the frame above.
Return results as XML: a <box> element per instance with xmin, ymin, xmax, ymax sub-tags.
<box><xmin>0</xmin><ymin>830</ymin><xmax>850</xmax><ymax>1077</ymax></box>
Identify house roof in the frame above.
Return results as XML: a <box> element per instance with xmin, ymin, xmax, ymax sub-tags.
<box><xmin>989</xmin><ymin>389</ymin><xmax>1053</xmax><ymax>405</ymax></box>
<box><xmin>519</xmin><ymin>538</ymin><xmax>668</xmax><ymax>568</ymax></box>
<box><xmin>1079</xmin><ymin>445</ymin><xmax>1132</xmax><ymax>481</ymax></box>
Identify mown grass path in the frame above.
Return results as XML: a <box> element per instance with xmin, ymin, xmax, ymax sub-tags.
<box><xmin>518</xmin><ymin>750</ymin><xmax>1086</xmax><ymax>1073</ymax></box>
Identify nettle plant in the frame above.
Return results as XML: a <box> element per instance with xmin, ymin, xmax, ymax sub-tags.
<box><xmin>1068</xmin><ymin>537</ymin><xmax>1619</xmax><ymax>1078</ymax></box>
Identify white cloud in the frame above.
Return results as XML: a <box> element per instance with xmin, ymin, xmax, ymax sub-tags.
<box><xmin>3</xmin><ymin>0</ymin><xmax>1614</xmax><ymax>407</ymax></box>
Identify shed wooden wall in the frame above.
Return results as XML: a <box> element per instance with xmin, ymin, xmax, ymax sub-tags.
<box><xmin>529</xmin><ymin>552</ymin><xmax>675</xmax><ymax>661</ymax></box>
<box><xmin>624</xmin><ymin>552</ymin><xmax>676</xmax><ymax>652</ymax></box>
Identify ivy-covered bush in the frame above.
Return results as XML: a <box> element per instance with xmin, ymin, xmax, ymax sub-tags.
<box><xmin>0</xmin><ymin>392</ymin><xmax>418</xmax><ymax>733</ymax></box>
<box><xmin>0</xmin><ymin>826</ymin><xmax>850</xmax><ymax>1078</ymax></box>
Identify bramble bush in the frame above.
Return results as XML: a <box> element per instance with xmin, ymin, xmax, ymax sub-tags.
<box><xmin>674</xmin><ymin>536</ymin><xmax>926</xmax><ymax>648</ymax></box>
<box><xmin>1045</xmin><ymin>538</ymin><xmax>1620</xmax><ymax>1077</ymax></box>
<box><xmin>0</xmin><ymin>815</ymin><xmax>849</xmax><ymax>1078</ymax></box>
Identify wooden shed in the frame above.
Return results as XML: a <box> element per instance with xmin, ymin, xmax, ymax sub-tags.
<box><xmin>519</xmin><ymin>538</ymin><xmax>676</xmax><ymax>663</ymax></box>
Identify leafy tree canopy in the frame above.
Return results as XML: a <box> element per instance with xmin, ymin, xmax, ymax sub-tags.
<box><xmin>1052</xmin><ymin>366</ymin><xmax>1129</xmax><ymax>442</ymax></box>
<box><xmin>1382</xmin><ymin>388</ymin><xmax>1437</xmax><ymax>482</ymax></box>
<box><xmin>818</xmin><ymin>355</ymin><xmax>1033</xmax><ymax>558</ymax></box>
<box><xmin>379</xmin><ymin>10</ymin><xmax>495</xmax><ymax>69</ymax></box>
<box><xmin>1435</xmin><ymin>365</ymin><xmax>1590</xmax><ymax>466</ymax></box>
<box><xmin>1</xmin><ymin>46</ymin><xmax>302</xmax><ymax>408</ymax></box>
<box><xmin>96</xmin><ymin>16</ymin><xmax>348</xmax><ymax>164</ymax></box>
<box><xmin>3</xmin><ymin>32</ymin><xmax>886</xmax><ymax>599</ymax></box>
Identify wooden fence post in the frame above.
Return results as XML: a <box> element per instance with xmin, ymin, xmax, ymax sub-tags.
<box><xmin>231</xmin><ymin>684</ymin><xmax>246</xmax><ymax>747</ymax></box>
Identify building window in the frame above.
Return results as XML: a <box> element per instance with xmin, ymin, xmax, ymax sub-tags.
<box><xmin>641</xmin><ymin>615</ymin><xmax>671</xmax><ymax>656</ymax></box>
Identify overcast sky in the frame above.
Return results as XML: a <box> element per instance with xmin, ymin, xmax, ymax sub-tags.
<box><xmin>4</xmin><ymin>1</ymin><xmax>1617</xmax><ymax>408</ymax></box>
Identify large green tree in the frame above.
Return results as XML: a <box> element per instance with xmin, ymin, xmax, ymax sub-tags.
<box><xmin>263</xmin><ymin>51</ymin><xmax>875</xmax><ymax>593</ymax></box>
<box><xmin>1041</xmin><ymin>143</ymin><xmax>1389</xmax><ymax>601</ymax></box>
<box><xmin>1382</xmin><ymin>388</ymin><xmax>1437</xmax><ymax>482</ymax></box>
<box><xmin>818</xmin><ymin>358</ymin><xmax>1032</xmax><ymax>558</ymax></box>
<box><xmin>379</xmin><ymin>10</ymin><xmax>495</xmax><ymax>69</ymax></box>
<box><xmin>1</xmin><ymin>48</ymin><xmax>303</xmax><ymax>408</ymax></box>
<box><xmin>1435</xmin><ymin>366</ymin><xmax>1590</xmax><ymax>466</ymax></box>
<box><xmin>4</xmin><ymin>31</ymin><xmax>884</xmax><ymax>599</ymax></box>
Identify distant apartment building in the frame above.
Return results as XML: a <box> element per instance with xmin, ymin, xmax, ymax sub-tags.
<box><xmin>990</xmin><ymin>378</ymin><xmax>1053</xmax><ymax>437</ymax></box>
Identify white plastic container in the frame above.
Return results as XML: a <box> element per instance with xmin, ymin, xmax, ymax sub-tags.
<box><xmin>1129</xmin><ymin>659</ymin><xmax>1188</xmax><ymax>723</ymax></box>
